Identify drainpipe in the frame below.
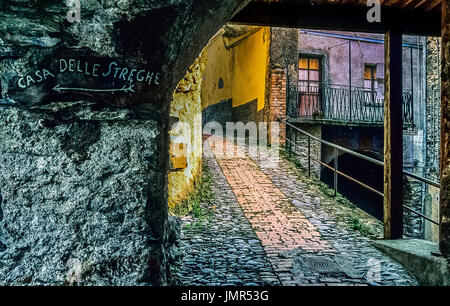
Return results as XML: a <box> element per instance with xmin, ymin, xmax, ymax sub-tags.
<box><xmin>349</xmin><ymin>40</ymin><xmax>352</xmax><ymax>121</ymax></box>
<box><xmin>410</xmin><ymin>46</ymin><xmax>414</xmax><ymax>109</ymax></box>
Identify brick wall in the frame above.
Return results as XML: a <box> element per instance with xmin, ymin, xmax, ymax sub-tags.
<box><xmin>269</xmin><ymin>68</ymin><xmax>287</xmax><ymax>145</ymax></box>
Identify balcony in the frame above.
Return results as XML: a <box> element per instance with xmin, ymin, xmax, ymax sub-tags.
<box><xmin>289</xmin><ymin>84</ymin><xmax>414</xmax><ymax>127</ymax></box>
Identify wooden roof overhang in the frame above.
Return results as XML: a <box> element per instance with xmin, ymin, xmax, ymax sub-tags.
<box><xmin>231</xmin><ymin>0</ymin><xmax>442</xmax><ymax>36</ymax></box>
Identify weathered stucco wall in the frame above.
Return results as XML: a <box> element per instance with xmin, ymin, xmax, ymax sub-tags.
<box><xmin>168</xmin><ymin>51</ymin><xmax>206</xmax><ymax>209</ymax></box>
<box><xmin>201</xmin><ymin>26</ymin><xmax>270</xmax><ymax>119</ymax></box>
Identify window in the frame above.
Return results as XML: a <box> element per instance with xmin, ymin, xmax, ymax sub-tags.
<box><xmin>299</xmin><ymin>56</ymin><xmax>321</xmax><ymax>93</ymax></box>
<box><xmin>364</xmin><ymin>64</ymin><xmax>377</xmax><ymax>92</ymax></box>
<box><xmin>364</xmin><ymin>64</ymin><xmax>379</xmax><ymax>105</ymax></box>
<box><xmin>298</xmin><ymin>56</ymin><xmax>322</xmax><ymax>117</ymax></box>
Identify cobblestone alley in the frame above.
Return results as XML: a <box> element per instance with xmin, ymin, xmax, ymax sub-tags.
<box><xmin>171</xmin><ymin>138</ymin><xmax>419</xmax><ymax>286</ymax></box>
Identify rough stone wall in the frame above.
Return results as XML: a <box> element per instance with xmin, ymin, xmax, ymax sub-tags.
<box><xmin>168</xmin><ymin>50</ymin><xmax>206</xmax><ymax>209</ymax></box>
<box><xmin>0</xmin><ymin>0</ymin><xmax>248</xmax><ymax>285</ymax></box>
<box><xmin>403</xmin><ymin>178</ymin><xmax>424</xmax><ymax>239</ymax></box>
<box><xmin>424</xmin><ymin>37</ymin><xmax>441</xmax><ymax>242</ymax></box>
<box><xmin>426</xmin><ymin>37</ymin><xmax>442</xmax><ymax>182</ymax></box>
<box><xmin>0</xmin><ymin>108</ymin><xmax>178</xmax><ymax>285</ymax></box>
<box><xmin>440</xmin><ymin>0</ymin><xmax>450</xmax><ymax>256</ymax></box>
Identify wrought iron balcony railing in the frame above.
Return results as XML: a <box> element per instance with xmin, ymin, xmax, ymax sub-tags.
<box><xmin>294</xmin><ymin>84</ymin><xmax>414</xmax><ymax>126</ymax></box>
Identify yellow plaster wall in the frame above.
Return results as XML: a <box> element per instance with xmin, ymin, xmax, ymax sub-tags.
<box><xmin>168</xmin><ymin>50</ymin><xmax>206</xmax><ymax>210</ymax></box>
<box><xmin>202</xmin><ymin>26</ymin><xmax>270</xmax><ymax>112</ymax></box>
<box><xmin>168</xmin><ymin>26</ymin><xmax>270</xmax><ymax>210</ymax></box>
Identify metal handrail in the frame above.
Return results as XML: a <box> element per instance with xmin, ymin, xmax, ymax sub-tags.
<box><xmin>403</xmin><ymin>170</ymin><xmax>440</xmax><ymax>189</ymax></box>
<box><xmin>279</xmin><ymin>118</ymin><xmax>440</xmax><ymax>226</ymax></box>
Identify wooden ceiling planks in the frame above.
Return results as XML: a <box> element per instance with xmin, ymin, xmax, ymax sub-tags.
<box><xmin>253</xmin><ymin>0</ymin><xmax>442</xmax><ymax>12</ymax></box>
<box><xmin>233</xmin><ymin>0</ymin><xmax>443</xmax><ymax>36</ymax></box>
<box><xmin>380</xmin><ymin>0</ymin><xmax>441</xmax><ymax>11</ymax></box>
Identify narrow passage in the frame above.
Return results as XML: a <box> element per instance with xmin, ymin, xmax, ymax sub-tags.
<box><xmin>172</xmin><ymin>138</ymin><xmax>418</xmax><ymax>286</ymax></box>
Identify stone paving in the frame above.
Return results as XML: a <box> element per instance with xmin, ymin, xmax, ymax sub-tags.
<box><xmin>170</xmin><ymin>141</ymin><xmax>280</xmax><ymax>286</ymax></box>
<box><xmin>171</xmin><ymin>137</ymin><xmax>419</xmax><ymax>286</ymax></box>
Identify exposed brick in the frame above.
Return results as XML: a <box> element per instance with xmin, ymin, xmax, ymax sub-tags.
<box><xmin>269</xmin><ymin>68</ymin><xmax>287</xmax><ymax>145</ymax></box>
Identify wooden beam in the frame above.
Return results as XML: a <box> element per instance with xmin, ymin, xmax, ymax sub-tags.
<box><xmin>440</xmin><ymin>0</ymin><xmax>450</xmax><ymax>256</ymax></box>
<box><xmin>425</xmin><ymin>0</ymin><xmax>443</xmax><ymax>12</ymax></box>
<box><xmin>231</xmin><ymin>2</ymin><xmax>441</xmax><ymax>36</ymax></box>
<box><xmin>384</xmin><ymin>30</ymin><xmax>404</xmax><ymax>239</ymax></box>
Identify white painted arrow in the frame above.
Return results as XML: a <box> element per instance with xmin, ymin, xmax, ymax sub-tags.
<box><xmin>52</xmin><ymin>83</ymin><xmax>135</xmax><ymax>93</ymax></box>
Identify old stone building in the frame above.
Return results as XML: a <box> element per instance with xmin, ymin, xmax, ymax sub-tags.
<box><xmin>269</xmin><ymin>29</ymin><xmax>440</xmax><ymax>240</ymax></box>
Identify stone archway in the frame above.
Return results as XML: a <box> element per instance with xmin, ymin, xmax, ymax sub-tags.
<box><xmin>0</xmin><ymin>0</ymin><xmax>249</xmax><ymax>286</ymax></box>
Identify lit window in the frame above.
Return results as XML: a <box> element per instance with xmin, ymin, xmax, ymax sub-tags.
<box><xmin>364</xmin><ymin>65</ymin><xmax>377</xmax><ymax>92</ymax></box>
<box><xmin>298</xmin><ymin>56</ymin><xmax>321</xmax><ymax>93</ymax></box>
<box><xmin>298</xmin><ymin>56</ymin><xmax>322</xmax><ymax>117</ymax></box>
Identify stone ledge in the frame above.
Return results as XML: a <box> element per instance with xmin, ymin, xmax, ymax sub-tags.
<box><xmin>372</xmin><ymin>238</ymin><xmax>450</xmax><ymax>286</ymax></box>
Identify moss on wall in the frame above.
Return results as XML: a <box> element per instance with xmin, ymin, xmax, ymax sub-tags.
<box><xmin>168</xmin><ymin>50</ymin><xmax>207</xmax><ymax>210</ymax></box>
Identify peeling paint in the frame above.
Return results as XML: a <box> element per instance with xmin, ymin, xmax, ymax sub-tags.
<box><xmin>202</xmin><ymin>26</ymin><xmax>270</xmax><ymax>112</ymax></box>
<box><xmin>168</xmin><ymin>50</ymin><xmax>207</xmax><ymax>209</ymax></box>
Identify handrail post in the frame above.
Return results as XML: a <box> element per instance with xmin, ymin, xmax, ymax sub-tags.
<box><xmin>288</xmin><ymin>125</ymin><xmax>292</xmax><ymax>157</ymax></box>
<box><xmin>334</xmin><ymin>147</ymin><xmax>338</xmax><ymax>197</ymax></box>
<box><xmin>349</xmin><ymin>40</ymin><xmax>353</xmax><ymax>122</ymax></box>
<box><xmin>294</xmin><ymin>128</ymin><xmax>298</xmax><ymax>156</ymax></box>
<box><xmin>308</xmin><ymin>136</ymin><xmax>311</xmax><ymax>177</ymax></box>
